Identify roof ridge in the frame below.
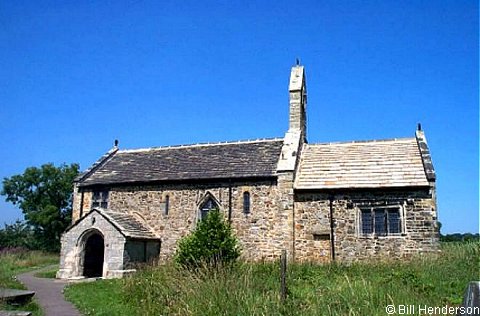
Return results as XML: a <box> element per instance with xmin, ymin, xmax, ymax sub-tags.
<box><xmin>118</xmin><ymin>137</ymin><xmax>284</xmax><ymax>153</ymax></box>
<box><xmin>307</xmin><ymin>137</ymin><xmax>416</xmax><ymax>146</ymax></box>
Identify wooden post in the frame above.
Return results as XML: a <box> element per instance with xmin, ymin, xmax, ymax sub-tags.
<box><xmin>458</xmin><ymin>281</ymin><xmax>479</xmax><ymax>315</ymax></box>
<box><xmin>280</xmin><ymin>249</ymin><xmax>287</xmax><ymax>302</ymax></box>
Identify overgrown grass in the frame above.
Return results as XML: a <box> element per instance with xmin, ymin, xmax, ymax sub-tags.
<box><xmin>0</xmin><ymin>249</ymin><xmax>58</xmax><ymax>288</ymax></box>
<box><xmin>0</xmin><ymin>249</ymin><xmax>58</xmax><ymax>316</ymax></box>
<box><xmin>66</xmin><ymin>242</ymin><xmax>479</xmax><ymax>316</ymax></box>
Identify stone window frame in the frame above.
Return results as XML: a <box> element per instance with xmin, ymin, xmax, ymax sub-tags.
<box><xmin>243</xmin><ymin>191</ymin><xmax>251</xmax><ymax>214</ymax></box>
<box><xmin>357</xmin><ymin>204</ymin><xmax>406</xmax><ymax>237</ymax></box>
<box><xmin>197</xmin><ymin>192</ymin><xmax>221</xmax><ymax>221</ymax></box>
<box><xmin>91</xmin><ymin>190</ymin><xmax>109</xmax><ymax>209</ymax></box>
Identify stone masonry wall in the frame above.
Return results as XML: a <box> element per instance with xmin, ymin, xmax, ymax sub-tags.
<box><xmin>57</xmin><ymin>210</ymin><xmax>126</xmax><ymax>279</ymax></box>
<box><xmin>72</xmin><ymin>184</ymin><xmax>81</xmax><ymax>221</ymax></box>
<box><xmin>75</xmin><ymin>180</ymin><xmax>291</xmax><ymax>262</ymax></box>
<box><xmin>294</xmin><ymin>197</ymin><xmax>331</xmax><ymax>262</ymax></box>
<box><xmin>276</xmin><ymin>172</ymin><xmax>297</xmax><ymax>260</ymax></box>
<box><xmin>72</xmin><ymin>185</ymin><xmax>92</xmax><ymax>222</ymax></box>
<box><xmin>71</xmin><ymin>183</ymin><xmax>439</xmax><ymax>264</ymax></box>
<box><xmin>295</xmin><ymin>188</ymin><xmax>439</xmax><ymax>262</ymax></box>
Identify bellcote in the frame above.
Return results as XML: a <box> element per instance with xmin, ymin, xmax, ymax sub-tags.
<box><xmin>277</xmin><ymin>64</ymin><xmax>307</xmax><ymax>172</ymax></box>
<box><xmin>288</xmin><ymin>65</ymin><xmax>307</xmax><ymax>140</ymax></box>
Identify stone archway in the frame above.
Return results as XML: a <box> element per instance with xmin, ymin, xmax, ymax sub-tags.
<box><xmin>83</xmin><ymin>232</ymin><xmax>104</xmax><ymax>278</ymax></box>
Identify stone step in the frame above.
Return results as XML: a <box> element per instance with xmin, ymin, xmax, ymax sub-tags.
<box><xmin>0</xmin><ymin>288</ymin><xmax>35</xmax><ymax>305</ymax></box>
<box><xmin>0</xmin><ymin>311</ymin><xmax>32</xmax><ymax>316</ymax></box>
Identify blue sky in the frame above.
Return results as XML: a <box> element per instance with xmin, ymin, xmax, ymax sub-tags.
<box><xmin>0</xmin><ymin>1</ymin><xmax>478</xmax><ymax>234</ymax></box>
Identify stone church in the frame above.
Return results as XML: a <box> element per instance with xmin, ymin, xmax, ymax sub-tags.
<box><xmin>57</xmin><ymin>65</ymin><xmax>439</xmax><ymax>279</ymax></box>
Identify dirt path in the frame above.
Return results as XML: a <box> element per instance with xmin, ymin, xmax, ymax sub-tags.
<box><xmin>17</xmin><ymin>267</ymin><xmax>81</xmax><ymax>316</ymax></box>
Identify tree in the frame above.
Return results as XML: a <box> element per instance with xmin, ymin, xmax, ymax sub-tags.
<box><xmin>174</xmin><ymin>209</ymin><xmax>240</xmax><ymax>268</ymax></box>
<box><xmin>1</xmin><ymin>163</ymin><xmax>79</xmax><ymax>251</ymax></box>
<box><xmin>0</xmin><ymin>220</ymin><xmax>37</xmax><ymax>250</ymax></box>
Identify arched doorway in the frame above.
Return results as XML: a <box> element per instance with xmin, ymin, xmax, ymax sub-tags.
<box><xmin>83</xmin><ymin>233</ymin><xmax>104</xmax><ymax>278</ymax></box>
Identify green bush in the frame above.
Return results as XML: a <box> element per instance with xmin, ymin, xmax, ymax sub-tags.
<box><xmin>174</xmin><ymin>209</ymin><xmax>240</xmax><ymax>268</ymax></box>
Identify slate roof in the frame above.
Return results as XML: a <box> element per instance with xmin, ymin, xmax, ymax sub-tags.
<box><xmin>64</xmin><ymin>208</ymin><xmax>158</xmax><ymax>239</ymax></box>
<box><xmin>295</xmin><ymin>138</ymin><xmax>430</xmax><ymax>190</ymax></box>
<box><xmin>94</xmin><ymin>208</ymin><xmax>157</xmax><ymax>239</ymax></box>
<box><xmin>77</xmin><ymin>139</ymin><xmax>284</xmax><ymax>187</ymax></box>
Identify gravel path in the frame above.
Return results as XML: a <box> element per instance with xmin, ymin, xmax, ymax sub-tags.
<box><xmin>17</xmin><ymin>267</ymin><xmax>81</xmax><ymax>316</ymax></box>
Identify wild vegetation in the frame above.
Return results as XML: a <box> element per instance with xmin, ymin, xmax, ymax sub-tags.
<box><xmin>0</xmin><ymin>248</ymin><xmax>59</xmax><ymax>316</ymax></box>
<box><xmin>174</xmin><ymin>209</ymin><xmax>240</xmax><ymax>268</ymax></box>
<box><xmin>65</xmin><ymin>241</ymin><xmax>479</xmax><ymax>316</ymax></box>
<box><xmin>1</xmin><ymin>163</ymin><xmax>79</xmax><ymax>252</ymax></box>
<box><xmin>440</xmin><ymin>232</ymin><xmax>479</xmax><ymax>242</ymax></box>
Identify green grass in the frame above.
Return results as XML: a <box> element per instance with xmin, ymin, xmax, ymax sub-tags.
<box><xmin>34</xmin><ymin>265</ymin><xmax>59</xmax><ymax>279</ymax></box>
<box><xmin>0</xmin><ymin>249</ymin><xmax>59</xmax><ymax>316</ymax></box>
<box><xmin>64</xmin><ymin>279</ymin><xmax>136</xmax><ymax>316</ymax></box>
<box><xmin>65</xmin><ymin>242</ymin><xmax>480</xmax><ymax>316</ymax></box>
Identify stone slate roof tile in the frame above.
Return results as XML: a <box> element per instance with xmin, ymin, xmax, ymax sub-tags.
<box><xmin>78</xmin><ymin>139</ymin><xmax>284</xmax><ymax>186</ymax></box>
<box><xmin>98</xmin><ymin>208</ymin><xmax>158</xmax><ymax>239</ymax></box>
<box><xmin>295</xmin><ymin>138</ymin><xmax>430</xmax><ymax>189</ymax></box>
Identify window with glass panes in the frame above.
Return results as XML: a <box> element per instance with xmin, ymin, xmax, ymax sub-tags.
<box><xmin>360</xmin><ymin>206</ymin><xmax>402</xmax><ymax>236</ymax></box>
<box><xmin>91</xmin><ymin>190</ymin><xmax>109</xmax><ymax>209</ymax></box>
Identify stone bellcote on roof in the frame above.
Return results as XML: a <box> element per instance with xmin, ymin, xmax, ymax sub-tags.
<box><xmin>288</xmin><ymin>65</ymin><xmax>307</xmax><ymax>139</ymax></box>
<box><xmin>277</xmin><ymin>65</ymin><xmax>308</xmax><ymax>173</ymax></box>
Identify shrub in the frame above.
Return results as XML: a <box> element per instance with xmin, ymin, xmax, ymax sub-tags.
<box><xmin>0</xmin><ymin>221</ymin><xmax>44</xmax><ymax>251</ymax></box>
<box><xmin>174</xmin><ymin>209</ymin><xmax>240</xmax><ymax>268</ymax></box>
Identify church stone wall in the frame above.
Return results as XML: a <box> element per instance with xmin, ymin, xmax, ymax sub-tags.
<box><xmin>294</xmin><ymin>198</ymin><xmax>332</xmax><ymax>262</ymax></box>
<box><xmin>72</xmin><ymin>184</ymin><xmax>81</xmax><ymax>221</ymax></box>
<box><xmin>71</xmin><ymin>183</ymin><xmax>439</xmax><ymax>264</ymax></box>
<box><xmin>76</xmin><ymin>180</ymin><xmax>292</xmax><ymax>262</ymax></box>
<box><xmin>72</xmin><ymin>186</ymin><xmax>93</xmax><ymax>222</ymax></box>
<box><xmin>294</xmin><ymin>188</ymin><xmax>439</xmax><ymax>262</ymax></box>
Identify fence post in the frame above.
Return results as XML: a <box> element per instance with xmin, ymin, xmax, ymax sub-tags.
<box><xmin>457</xmin><ymin>281</ymin><xmax>480</xmax><ymax>316</ymax></box>
<box><xmin>280</xmin><ymin>249</ymin><xmax>287</xmax><ymax>302</ymax></box>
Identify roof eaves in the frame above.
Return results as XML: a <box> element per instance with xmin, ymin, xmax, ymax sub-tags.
<box><xmin>77</xmin><ymin>174</ymin><xmax>279</xmax><ymax>188</ymax></box>
<box><xmin>294</xmin><ymin>183</ymin><xmax>432</xmax><ymax>191</ymax></box>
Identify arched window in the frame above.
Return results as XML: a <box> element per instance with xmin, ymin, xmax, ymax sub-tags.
<box><xmin>199</xmin><ymin>197</ymin><xmax>218</xmax><ymax>220</ymax></box>
<box><xmin>243</xmin><ymin>191</ymin><xmax>250</xmax><ymax>214</ymax></box>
